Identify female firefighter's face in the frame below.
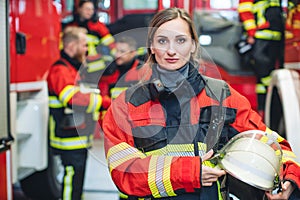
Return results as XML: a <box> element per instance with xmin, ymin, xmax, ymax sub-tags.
<box><xmin>78</xmin><ymin>1</ymin><xmax>95</xmax><ymax>20</ymax></box>
<box><xmin>150</xmin><ymin>18</ymin><xmax>196</xmax><ymax>71</ymax></box>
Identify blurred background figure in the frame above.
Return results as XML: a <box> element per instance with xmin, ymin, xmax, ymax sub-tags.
<box><xmin>237</xmin><ymin>0</ymin><xmax>285</xmax><ymax>117</ymax></box>
<box><xmin>67</xmin><ymin>0</ymin><xmax>116</xmax><ymax>75</ymax></box>
<box><xmin>47</xmin><ymin>26</ymin><xmax>111</xmax><ymax>200</ymax></box>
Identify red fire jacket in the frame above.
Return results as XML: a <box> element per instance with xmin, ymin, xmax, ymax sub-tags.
<box><xmin>47</xmin><ymin>51</ymin><xmax>110</xmax><ymax>150</ymax></box>
<box><xmin>103</xmin><ymin>65</ymin><xmax>300</xmax><ymax>199</ymax></box>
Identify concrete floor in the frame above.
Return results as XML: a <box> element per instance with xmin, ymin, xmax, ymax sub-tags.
<box><xmin>14</xmin><ymin>138</ymin><xmax>119</xmax><ymax>200</ymax></box>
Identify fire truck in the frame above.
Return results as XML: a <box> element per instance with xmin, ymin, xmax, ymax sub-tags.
<box><xmin>0</xmin><ymin>0</ymin><xmax>299</xmax><ymax>199</ymax></box>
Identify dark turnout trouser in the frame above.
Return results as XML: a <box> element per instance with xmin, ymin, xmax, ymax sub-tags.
<box><xmin>60</xmin><ymin>149</ymin><xmax>88</xmax><ymax>200</ymax></box>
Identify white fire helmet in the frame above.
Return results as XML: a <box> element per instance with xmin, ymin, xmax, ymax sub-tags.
<box><xmin>214</xmin><ymin>130</ymin><xmax>282</xmax><ymax>191</ymax></box>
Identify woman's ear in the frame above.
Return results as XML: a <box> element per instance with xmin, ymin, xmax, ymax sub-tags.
<box><xmin>191</xmin><ymin>40</ymin><xmax>196</xmax><ymax>54</ymax></box>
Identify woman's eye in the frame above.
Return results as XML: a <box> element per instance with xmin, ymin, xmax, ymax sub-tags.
<box><xmin>177</xmin><ymin>38</ymin><xmax>186</xmax><ymax>44</ymax></box>
<box><xmin>158</xmin><ymin>39</ymin><xmax>167</xmax><ymax>44</ymax></box>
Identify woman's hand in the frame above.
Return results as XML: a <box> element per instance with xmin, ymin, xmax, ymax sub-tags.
<box><xmin>265</xmin><ymin>181</ymin><xmax>295</xmax><ymax>200</ymax></box>
<box><xmin>201</xmin><ymin>150</ymin><xmax>226</xmax><ymax>186</ymax></box>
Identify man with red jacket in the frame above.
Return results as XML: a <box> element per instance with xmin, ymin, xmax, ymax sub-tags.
<box><xmin>47</xmin><ymin>26</ymin><xmax>110</xmax><ymax>200</ymax></box>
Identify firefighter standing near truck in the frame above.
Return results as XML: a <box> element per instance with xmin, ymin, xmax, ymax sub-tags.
<box><xmin>237</xmin><ymin>0</ymin><xmax>285</xmax><ymax>116</ymax></box>
<box><xmin>47</xmin><ymin>26</ymin><xmax>111</xmax><ymax>200</ymax></box>
<box><xmin>102</xmin><ymin>7</ymin><xmax>300</xmax><ymax>200</ymax></box>
<box><xmin>67</xmin><ymin>0</ymin><xmax>116</xmax><ymax>75</ymax></box>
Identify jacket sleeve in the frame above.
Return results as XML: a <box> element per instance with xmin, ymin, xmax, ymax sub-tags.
<box><xmin>238</xmin><ymin>0</ymin><xmax>257</xmax><ymax>37</ymax></box>
<box><xmin>102</xmin><ymin>93</ymin><xmax>202</xmax><ymax>198</ymax></box>
<box><xmin>47</xmin><ymin>64</ymin><xmax>105</xmax><ymax>112</ymax></box>
<box><xmin>227</xmin><ymin>85</ymin><xmax>300</xmax><ymax>189</ymax></box>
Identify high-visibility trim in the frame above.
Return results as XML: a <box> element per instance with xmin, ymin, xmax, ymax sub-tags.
<box><xmin>282</xmin><ymin>150</ymin><xmax>300</xmax><ymax>166</ymax></box>
<box><xmin>110</xmin><ymin>87</ymin><xmax>128</xmax><ymax>99</ymax></box>
<box><xmin>137</xmin><ymin>47</ymin><xmax>147</xmax><ymax>56</ymax></box>
<box><xmin>59</xmin><ymin>85</ymin><xmax>80</xmax><ymax>107</ymax></box>
<box><xmin>63</xmin><ymin>166</ymin><xmax>74</xmax><ymax>200</ymax></box>
<box><xmin>107</xmin><ymin>142</ymin><xmax>146</xmax><ymax>172</ymax></box>
<box><xmin>162</xmin><ymin>157</ymin><xmax>176</xmax><ymax>196</ymax></box>
<box><xmin>110</xmin><ymin>48</ymin><xmax>117</xmax><ymax>56</ymax></box>
<box><xmin>87</xmin><ymin>59</ymin><xmax>106</xmax><ymax>72</ymax></box>
<box><xmin>86</xmin><ymin>93</ymin><xmax>102</xmax><ymax>113</ymax></box>
<box><xmin>265</xmin><ymin>128</ymin><xmax>284</xmax><ymax>143</ymax></box>
<box><xmin>261</xmin><ymin>76</ymin><xmax>272</xmax><ymax>86</ymax></box>
<box><xmin>100</xmin><ymin>34</ymin><xmax>115</xmax><ymax>46</ymax></box>
<box><xmin>243</xmin><ymin>19</ymin><xmax>257</xmax><ymax>31</ymax></box>
<box><xmin>237</xmin><ymin>2</ymin><xmax>253</xmax><ymax>12</ymax></box>
<box><xmin>253</xmin><ymin>1</ymin><xmax>269</xmax><ymax>26</ymax></box>
<box><xmin>198</xmin><ymin>143</ymin><xmax>207</xmax><ymax>157</ymax></box>
<box><xmin>87</xmin><ymin>34</ymin><xmax>100</xmax><ymax>56</ymax></box>
<box><xmin>148</xmin><ymin>156</ymin><xmax>176</xmax><ymax>198</ymax></box>
<box><xmin>49</xmin><ymin>96</ymin><xmax>64</xmax><ymax>108</ymax></box>
<box><xmin>49</xmin><ymin>115</ymin><xmax>93</xmax><ymax>150</ymax></box>
<box><xmin>145</xmin><ymin>144</ymin><xmax>195</xmax><ymax>156</ymax></box>
<box><xmin>256</xmin><ymin>84</ymin><xmax>266</xmax><ymax>94</ymax></box>
<box><xmin>255</xmin><ymin>30</ymin><xmax>282</xmax><ymax>40</ymax></box>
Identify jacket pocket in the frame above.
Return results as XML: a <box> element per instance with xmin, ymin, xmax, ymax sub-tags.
<box><xmin>132</xmin><ymin>124</ymin><xmax>167</xmax><ymax>153</ymax></box>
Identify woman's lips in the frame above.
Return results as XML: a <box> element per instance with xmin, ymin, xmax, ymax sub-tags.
<box><xmin>165</xmin><ymin>58</ymin><xmax>179</xmax><ymax>63</ymax></box>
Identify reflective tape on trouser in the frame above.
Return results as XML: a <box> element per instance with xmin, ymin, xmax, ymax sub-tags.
<box><xmin>63</xmin><ymin>166</ymin><xmax>75</xmax><ymax>200</ymax></box>
<box><xmin>255</xmin><ymin>30</ymin><xmax>282</xmax><ymax>41</ymax></box>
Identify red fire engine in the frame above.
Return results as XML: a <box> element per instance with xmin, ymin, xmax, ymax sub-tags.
<box><xmin>1</xmin><ymin>0</ymin><xmax>299</xmax><ymax>199</ymax></box>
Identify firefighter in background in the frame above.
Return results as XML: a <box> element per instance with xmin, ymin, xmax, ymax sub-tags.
<box><xmin>47</xmin><ymin>26</ymin><xmax>111</xmax><ymax>200</ymax></box>
<box><xmin>98</xmin><ymin>36</ymin><xmax>144</xmax><ymax>135</ymax></box>
<box><xmin>67</xmin><ymin>0</ymin><xmax>116</xmax><ymax>74</ymax></box>
<box><xmin>99</xmin><ymin>36</ymin><xmax>144</xmax><ymax>99</ymax></box>
<box><xmin>102</xmin><ymin>8</ymin><xmax>300</xmax><ymax>200</ymax></box>
<box><xmin>286</xmin><ymin>0</ymin><xmax>300</xmax><ymax>39</ymax></box>
<box><xmin>237</xmin><ymin>0</ymin><xmax>285</xmax><ymax>116</ymax></box>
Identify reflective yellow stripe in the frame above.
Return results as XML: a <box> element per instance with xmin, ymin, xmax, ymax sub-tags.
<box><xmin>261</xmin><ymin>76</ymin><xmax>271</xmax><ymax>86</ymax></box>
<box><xmin>137</xmin><ymin>47</ymin><xmax>147</xmax><ymax>56</ymax></box>
<box><xmin>59</xmin><ymin>85</ymin><xmax>80</xmax><ymax>107</ymax></box>
<box><xmin>238</xmin><ymin>2</ymin><xmax>253</xmax><ymax>12</ymax></box>
<box><xmin>148</xmin><ymin>156</ymin><xmax>176</xmax><ymax>198</ymax></box>
<box><xmin>255</xmin><ymin>30</ymin><xmax>282</xmax><ymax>40</ymax></box>
<box><xmin>87</xmin><ymin>34</ymin><xmax>100</xmax><ymax>56</ymax></box>
<box><xmin>110</xmin><ymin>87</ymin><xmax>128</xmax><ymax>99</ymax></box>
<box><xmin>148</xmin><ymin>156</ymin><xmax>161</xmax><ymax>198</ymax></box>
<box><xmin>49</xmin><ymin>96</ymin><xmax>64</xmax><ymax>108</ymax></box>
<box><xmin>282</xmin><ymin>150</ymin><xmax>300</xmax><ymax>166</ymax></box>
<box><xmin>63</xmin><ymin>166</ymin><xmax>74</xmax><ymax>200</ymax></box>
<box><xmin>87</xmin><ymin>59</ymin><xmax>106</xmax><ymax>72</ymax></box>
<box><xmin>243</xmin><ymin>19</ymin><xmax>256</xmax><ymax>31</ymax></box>
<box><xmin>119</xmin><ymin>192</ymin><xmax>128</xmax><ymax>199</ymax></box>
<box><xmin>100</xmin><ymin>34</ymin><xmax>115</xmax><ymax>46</ymax></box>
<box><xmin>86</xmin><ymin>93</ymin><xmax>102</xmax><ymax>113</ymax></box>
<box><xmin>49</xmin><ymin>115</ymin><xmax>93</xmax><ymax>150</ymax></box>
<box><xmin>162</xmin><ymin>157</ymin><xmax>176</xmax><ymax>196</ymax></box>
<box><xmin>107</xmin><ymin>142</ymin><xmax>146</xmax><ymax>172</ymax></box>
<box><xmin>256</xmin><ymin>84</ymin><xmax>266</xmax><ymax>94</ymax></box>
<box><xmin>145</xmin><ymin>144</ymin><xmax>195</xmax><ymax>156</ymax></box>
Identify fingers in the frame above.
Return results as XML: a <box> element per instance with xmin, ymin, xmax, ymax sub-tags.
<box><xmin>202</xmin><ymin>149</ymin><xmax>214</xmax><ymax>161</ymax></box>
<box><xmin>264</xmin><ymin>181</ymin><xmax>295</xmax><ymax>200</ymax></box>
<box><xmin>201</xmin><ymin>165</ymin><xmax>226</xmax><ymax>186</ymax></box>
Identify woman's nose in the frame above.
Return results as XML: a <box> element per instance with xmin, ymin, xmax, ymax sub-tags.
<box><xmin>166</xmin><ymin>43</ymin><xmax>176</xmax><ymax>56</ymax></box>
